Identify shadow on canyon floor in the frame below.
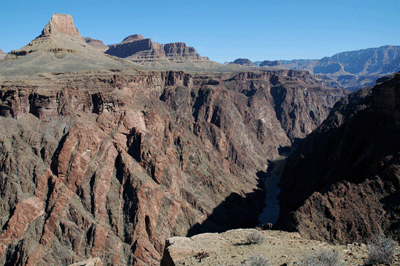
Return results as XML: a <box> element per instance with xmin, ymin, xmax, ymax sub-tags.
<box><xmin>186</xmin><ymin>172</ymin><xmax>267</xmax><ymax>237</ymax></box>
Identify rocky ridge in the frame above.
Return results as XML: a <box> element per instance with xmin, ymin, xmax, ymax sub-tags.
<box><xmin>276</xmin><ymin>72</ymin><xmax>400</xmax><ymax>245</ymax></box>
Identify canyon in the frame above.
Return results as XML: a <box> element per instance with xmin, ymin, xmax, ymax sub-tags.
<box><xmin>276</xmin><ymin>73</ymin><xmax>400</xmax><ymax>246</ymax></box>
<box><xmin>0</xmin><ymin>14</ymin><xmax>352</xmax><ymax>265</ymax></box>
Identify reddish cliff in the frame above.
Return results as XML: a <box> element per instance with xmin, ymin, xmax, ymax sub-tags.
<box><xmin>105</xmin><ymin>35</ymin><xmax>206</xmax><ymax>62</ymax></box>
<box><xmin>0</xmin><ymin>68</ymin><xmax>348</xmax><ymax>265</ymax></box>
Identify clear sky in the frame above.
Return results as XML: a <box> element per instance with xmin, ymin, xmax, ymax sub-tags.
<box><xmin>1</xmin><ymin>0</ymin><xmax>399</xmax><ymax>63</ymax></box>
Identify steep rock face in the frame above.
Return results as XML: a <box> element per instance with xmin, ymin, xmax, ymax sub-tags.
<box><xmin>0</xmin><ymin>68</ymin><xmax>348</xmax><ymax>265</ymax></box>
<box><xmin>39</xmin><ymin>13</ymin><xmax>80</xmax><ymax>37</ymax></box>
<box><xmin>276</xmin><ymin>73</ymin><xmax>400</xmax><ymax>244</ymax></box>
<box><xmin>105</xmin><ymin>35</ymin><xmax>207</xmax><ymax>62</ymax></box>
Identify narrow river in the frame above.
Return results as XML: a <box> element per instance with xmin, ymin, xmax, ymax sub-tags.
<box><xmin>257</xmin><ymin>157</ymin><xmax>286</xmax><ymax>226</ymax></box>
<box><xmin>258</xmin><ymin>172</ymin><xmax>281</xmax><ymax>225</ymax></box>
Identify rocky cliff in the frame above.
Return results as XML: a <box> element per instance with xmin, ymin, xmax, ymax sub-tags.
<box><xmin>276</xmin><ymin>72</ymin><xmax>400</xmax><ymax>245</ymax></box>
<box><xmin>105</xmin><ymin>35</ymin><xmax>206</xmax><ymax>62</ymax></box>
<box><xmin>0</xmin><ymin>67</ymin><xmax>348</xmax><ymax>265</ymax></box>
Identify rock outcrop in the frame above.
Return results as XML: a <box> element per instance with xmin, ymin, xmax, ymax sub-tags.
<box><xmin>105</xmin><ymin>35</ymin><xmax>206</xmax><ymax>62</ymax></box>
<box><xmin>276</xmin><ymin>72</ymin><xmax>400</xmax><ymax>245</ymax></box>
<box><xmin>0</xmin><ymin>66</ymin><xmax>348</xmax><ymax>265</ymax></box>
<box><xmin>39</xmin><ymin>13</ymin><xmax>80</xmax><ymax>37</ymax></box>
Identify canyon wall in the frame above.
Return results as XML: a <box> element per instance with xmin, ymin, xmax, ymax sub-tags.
<box><xmin>276</xmin><ymin>73</ymin><xmax>400</xmax><ymax>244</ymax></box>
<box><xmin>0</xmin><ymin>69</ymin><xmax>348</xmax><ymax>265</ymax></box>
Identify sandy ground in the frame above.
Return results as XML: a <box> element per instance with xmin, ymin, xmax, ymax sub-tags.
<box><xmin>165</xmin><ymin>229</ymin><xmax>400</xmax><ymax>266</ymax></box>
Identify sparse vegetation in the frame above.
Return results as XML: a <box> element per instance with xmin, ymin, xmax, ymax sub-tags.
<box><xmin>241</xmin><ymin>255</ymin><xmax>271</xmax><ymax>266</ymax></box>
<box><xmin>244</xmin><ymin>230</ymin><xmax>265</xmax><ymax>245</ymax></box>
<box><xmin>299</xmin><ymin>249</ymin><xmax>343</xmax><ymax>266</ymax></box>
<box><xmin>365</xmin><ymin>235</ymin><xmax>397</xmax><ymax>265</ymax></box>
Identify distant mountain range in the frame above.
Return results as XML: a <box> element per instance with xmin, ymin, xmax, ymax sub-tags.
<box><xmin>249</xmin><ymin>45</ymin><xmax>400</xmax><ymax>90</ymax></box>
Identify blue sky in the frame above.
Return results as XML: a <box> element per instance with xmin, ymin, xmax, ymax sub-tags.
<box><xmin>1</xmin><ymin>0</ymin><xmax>399</xmax><ymax>63</ymax></box>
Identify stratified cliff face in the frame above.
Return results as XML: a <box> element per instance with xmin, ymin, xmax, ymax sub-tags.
<box><xmin>276</xmin><ymin>73</ymin><xmax>400</xmax><ymax>244</ymax></box>
<box><xmin>0</xmin><ymin>67</ymin><xmax>348</xmax><ymax>265</ymax></box>
<box><xmin>105</xmin><ymin>35</ymin><xmax>206</xmax><ymax>62</ymax></box>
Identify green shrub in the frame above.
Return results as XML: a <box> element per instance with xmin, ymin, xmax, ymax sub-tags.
<box><xmin>299</xmin><ymin>249</ymin><xmax>343</xmax><ymax>266</ymax></box>
<box><xmin>365</xmin><ymin>235</ymin><xmax>397</xmax><ymax>265</ymax></box>
<box><xmin>241</xmin><ymin>255</ymin><xmax>271</xmax><ymax>266</ymax></box>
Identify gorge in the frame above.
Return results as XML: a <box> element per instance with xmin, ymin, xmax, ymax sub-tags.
<box><xmin>1</xmin><ymin>13</ymin><xmax>400</xmax><ymax>266</ymax></box>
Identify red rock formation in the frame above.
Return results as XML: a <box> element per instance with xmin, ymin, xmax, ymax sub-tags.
<box><xmin>276</xmin><ymin>73</ymin><xmax>400</xmax><ymax>244</ymax></box>
<box><xmin>40</xmin><ymin>13</ymin><xmax>80</xmax><ymax>37</ymax></box>
<box><xmin>0</xmin><ymin>68</ymin><xmax>348</xmax><ymax>265</ymax></box>
<box><xmin>105</xmin><ymin>35</ymin><xmax>206</xmax><ymax>62</ymax></box>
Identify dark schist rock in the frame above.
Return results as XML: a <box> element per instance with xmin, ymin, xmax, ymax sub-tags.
<box><xmin>0</xmin><ymin>67</ymin><xmax>348</xmax><ymax>265</ymax></box>
<box><xmin>276</xmin><ymin>72</ymin><xmax>400</xmax><ymax>244</ymax></box>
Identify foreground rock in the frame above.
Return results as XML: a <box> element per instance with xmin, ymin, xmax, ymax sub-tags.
<box><xmin>162</xmin><ymin>228</ymin><xmax>388</xmax><ymax>265</ymax></box>
<box><xmin>276</xmin><ymin>73</ymin><xmax>400</xmax><ymax>244</ymax></box>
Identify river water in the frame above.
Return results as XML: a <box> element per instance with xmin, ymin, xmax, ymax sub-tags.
<box><xmin>258</xmin><ymin>172</ymin><xmax>281</xmax><ymax>225</ymax></box>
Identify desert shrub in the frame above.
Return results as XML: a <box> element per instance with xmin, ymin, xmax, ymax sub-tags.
<box><xmin>299</xmin><ymin>249</ymin><xmax>343</xmax><ymax>266</ymax></box>
<box><xmin>244</xmin><ymin>230</ymin><xmax>265</xmax><ymax>245</ymax></box>
<box><xmin>365</xmin><ymin>235</ymin><xmax>397</xmax><ymax>265</ymax></box>
<box><xmin>241</xmin><ymin>255</ymin><xmax>271</xmax><ymax>266</ymax></box>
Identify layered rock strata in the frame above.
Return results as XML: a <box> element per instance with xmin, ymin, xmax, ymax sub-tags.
<box><xmin>0</xmin><ymin>68</ymin><xmax>348</xmax><ymax>265</ymax></box>
<box><xmin>105</xmin><ymin>35</ymin><xmax>207</xmax><ymax>62</ymax></box>
<box><xmin>276</xmin><ymin>72</ymin><xmax>400</xmax><ymax>244</ymax></box>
